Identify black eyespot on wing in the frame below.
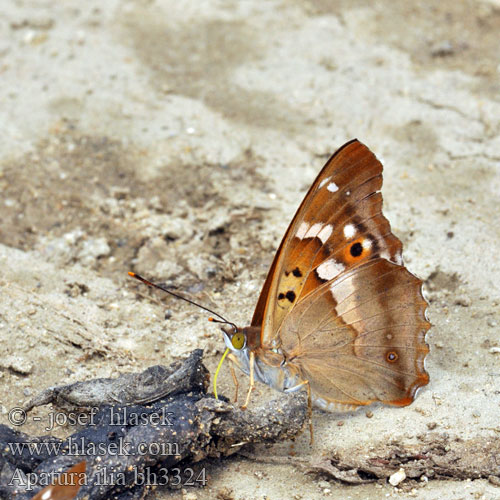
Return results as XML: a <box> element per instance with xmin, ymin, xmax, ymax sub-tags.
<box><xmin>278</xmin><ymin>293</ymin><xmax>285</xmax><ymax>300</ymax></box>
<box><xmin>292</xmin><ymin>267</ymin><xmax>302</xmax><ymax>277</ymax></box>
<box><xmin>285</xmin><ymin>291</ymin><xmax>296</xmax><ymax>303</ymax></box>
<box><xmin>350</xmin><ymin>242</ymin><xmax>363</xmax><ymax>257</ymax></box>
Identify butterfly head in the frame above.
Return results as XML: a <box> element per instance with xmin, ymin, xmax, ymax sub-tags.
<box><xmin>221</xmin><ymin>325</ymin><xmax>246</xmax><ymax>352</ymax></box>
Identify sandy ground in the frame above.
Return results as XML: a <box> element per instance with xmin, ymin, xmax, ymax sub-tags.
<box><xmin>1</xmin><ymin>1</ymin><xmax>500</xmax><ymax>499</ymax></box>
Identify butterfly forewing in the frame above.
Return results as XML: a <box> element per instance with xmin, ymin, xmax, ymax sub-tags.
<box><xmin>253</xmin><ymin>140</ymin><xmax>403</xmax><ymax>346</ymax></box>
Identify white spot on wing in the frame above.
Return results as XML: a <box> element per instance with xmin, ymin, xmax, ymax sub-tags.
<box><xmin>318</xmin><ymin>176</ymin><xmax>330</xmax><ymax>189</ymax></box>
<box><xmin>316</xmin><ymin>259</ymin><xmax>345</xmax><ymax>280</ymax></box>
<box><xmin>317</xmin><ymin>224</ymin><xmax>333</xmax><ymax>243</ymax></box>
<box><xmin>327</xmin><ymin>182</ymin><xmax>339</xmax><ymax>192</ymax></box>
<box><xmin>305</xmin><ymin>222</ymin><xmax>322</xmax><ymax>239</ymax></box>
<box><xmin>343</xmin><ymin>224</ymin><xmax>356</xmax><ymax>239</ymax></box>
<box><xmin>296</xmin><ymin>222</ymin><xmax>333</xmax><ymax>244</ymax></box>
<box><xmin>362</xmin><ymin>238</ymin><xmax>372</xmax><ymax>250</ymax></box>
<box><xmin>296</xmin><ymin>221</ymin><xmax>309</xmax><ymax>239</ymax></box>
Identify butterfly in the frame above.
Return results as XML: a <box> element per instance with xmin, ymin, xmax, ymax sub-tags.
<box><xmin>30</xmin><ymin>461</ymin><xmax>86</xmax><ymax>500</ymax></box>
<box><xmin>215</xmin><ymin>139</ymin><xmax>430</xmax><ymax>412</ymax></box>
<box><xmin>130</xmin><ymin>139</ymin><xmax>430</xmax><ymax>414</ymax></box>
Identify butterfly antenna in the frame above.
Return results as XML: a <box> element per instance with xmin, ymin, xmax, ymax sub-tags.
<box><xmin>128</xmin><ymin>272</ymin><xmax>237</xmax><ymax>330</ymax></box>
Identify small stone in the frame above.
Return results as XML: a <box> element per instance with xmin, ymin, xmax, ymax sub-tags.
<box><xmin>110</xmin><ymin>186</ymin><xmax>130</xmax><ymax>199</ymax></box>
<box><xmin>488</xmin><ymin>475</ymin><xmax>500</xmax><ymax>486</ymax></box>
<box><xmin>77</xmin><ymin>237</ymin><xmax>111</xmax><ymax>265</ymax></box>
<box><xmin>487</xmin><ymin>319</ymin><xmax>497</xmax><ymax>327</ymax></box>
<box><xmin>389</xmin><ymin>468</ymin><xmax>406</xmax><ymax>486</ymax></box>
<box><xmin>489</xmin><ymin>347</ymin><xmax>500</xmax><ymax>354</ymax></box>
<box><xmin>427</xmin><ymin>422</ymin><xmax>438</xmax><ymax>430</ymax></box>
<box><xmin>216</xmin><ymin>486</ymin><xmax>234</xmax><ymax>500</ymax></box>
<box><xmin>23</xmin><ymin>388</ymin><xmax>32</xmax><ymax>397</ymax></box>
<box><xmin>216</xmin><ymin>487</ymin><xmax>234</xmax><ymax>500</ymax></box>
<box><xmin>317</xmin><ymin>480</ymin><xmax>329</xmax><ymax>489</ymax></box>
<box><xmin>431</xmin><ymin>40</ymin><xmax>455</xmax><ymax>57</ymax></box>
<box><xmin>1</xmin><ymin>356</ymin><xmax>33</xmax><ymax>375</ymax></box>
<box><xmin>454</xmin><ymin>296</ymin><xmax>471</xmax><ymax>307</ymax></box>
<box><xmin>365</xmin><ymin>411</ymin><xmax>373</xmax><ymax>418</ymax></box>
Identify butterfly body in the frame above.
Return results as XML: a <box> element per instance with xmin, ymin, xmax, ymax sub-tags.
<box><xmin>223</xmin><ymin>139</ymin><xmax>430</xmax><ymax>411</ymax></box>
<box><xmin>227</xmin><ymin>339</ymin><xmax>301</xmax><ymax>394</ymax></box>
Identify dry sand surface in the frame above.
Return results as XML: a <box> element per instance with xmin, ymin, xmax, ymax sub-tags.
<box><xmin>1</xmin><ymin>1</ymin><xmax>500</xmax><ymax>499</ymax></box>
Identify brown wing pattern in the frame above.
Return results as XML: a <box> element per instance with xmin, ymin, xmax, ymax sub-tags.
<box><xmin>279</xmin><ymin>259</ymin><xmax>430</xmax><ymax>407</ymax></box>
<box><xmin>253</xmin><ymin>140</ymin><xmax>403</xmax><ymax>347</ymax></box>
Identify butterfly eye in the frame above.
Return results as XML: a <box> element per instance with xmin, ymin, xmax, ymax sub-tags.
<box><xmin>231</xmin><ymin>332</ymin><xmax>246</xmax><ymax>350</ymax></box>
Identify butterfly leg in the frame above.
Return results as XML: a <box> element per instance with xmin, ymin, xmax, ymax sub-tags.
<box><xmin>227</xmin><ymin>353</ymin><xmax>241</xmax><ymax>403</ymax></box>
<box><xmin>229</xmin><ymin>358</ymin><xmax>239</xmax><ymax>403</ymax></box>
<box><xmin>285</xmin><ymin>379</ymin><xmax>313</xmax><ymax>444</ymax></box>
<box><xmin>241</xmin><ymin>350</ymin><xmax>255</xmax><ymax>410</ymax></box>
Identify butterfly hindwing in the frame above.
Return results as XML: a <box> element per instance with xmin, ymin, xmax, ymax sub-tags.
<box><xmin>278</xmin><ymin>258</ymin><xmax>430</xmax><ymax>408</ymax></box>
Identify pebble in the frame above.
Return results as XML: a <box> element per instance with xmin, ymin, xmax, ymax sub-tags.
<box><xmin>454</xmin><ymin>296</ymin><xmax>471</xmax><ymax>307</ymax></box>
<box><xmin>1</xmin><ymin>356</ymin><xmax>33</xmax><ymax>375</ymax></box>
<box><xmin>489</xmin><ymin>475</ymin><xmax>500</xmax><ymax>486</ymax></box>
<box><xmin>489</xmin><ymin>347</ymin><xmax>500</xmax><ymax>354</ymax></box>
<box><xmin>431</xmin><ymin>40</ymin><xmax>455</xmax><ymax>57</ymax></box>
<box><xmin>389</xmin><ymin>468</ymin><xmax>406</xmax><ymax>486</ymax></box>
<box><xmin>78</xmin><ymin>237</ymin><xmax>111</xmax><ymax>265</ymax></box>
